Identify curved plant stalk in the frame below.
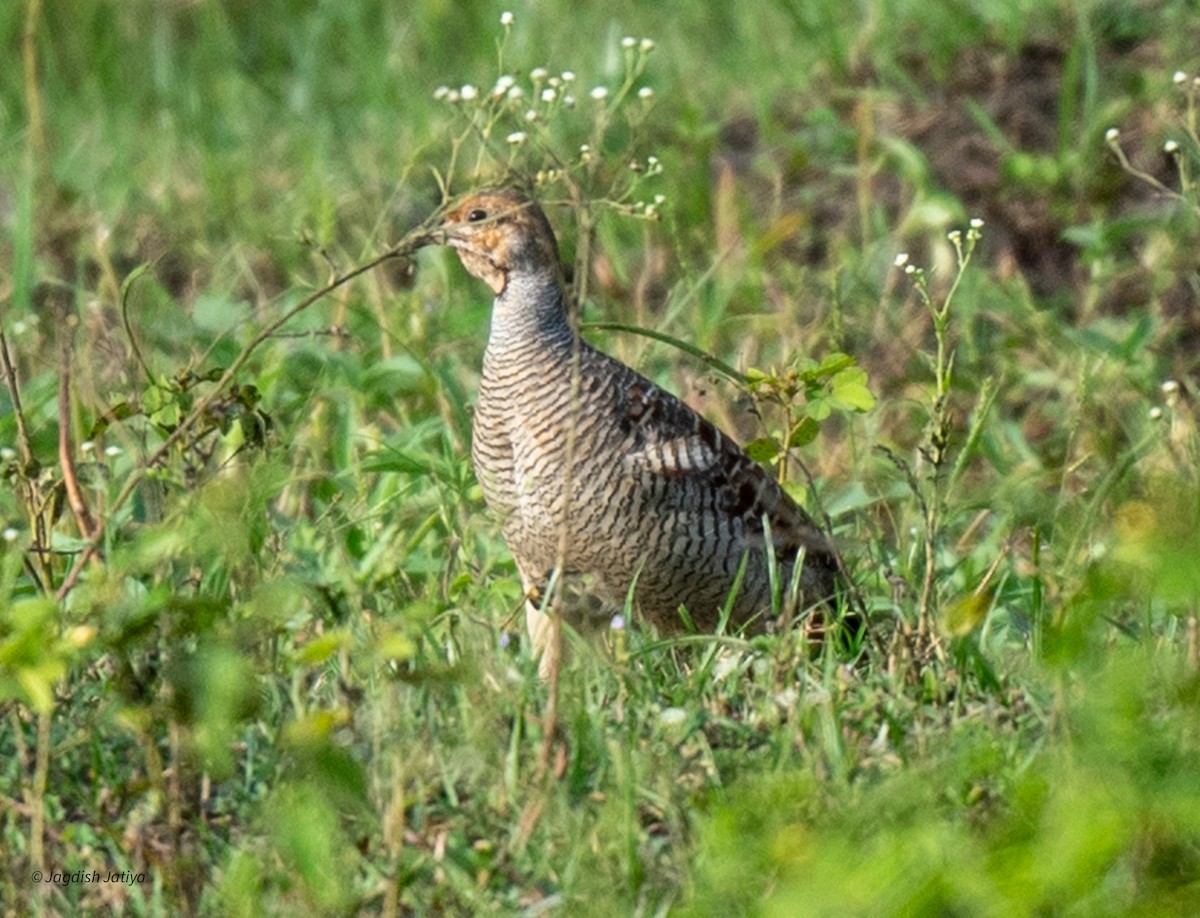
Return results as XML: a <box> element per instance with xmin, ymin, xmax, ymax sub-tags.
<box><xmin>54</xmin><ymin>225</ymin><xmax>441</xmax><ymax>601</ymax></box>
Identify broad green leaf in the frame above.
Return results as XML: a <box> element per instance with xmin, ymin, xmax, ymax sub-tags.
<box><xmin>744</xmin><ymin>437</ymin><xmax>782</xmax><ymax>463</ymax></box>
<box><xmin>830</xmin><ymin>367</ymin><xmax>877</xmax><ymax>412</ymax></box>
<box><xmin>788</xmin><ymin>417</ymin><xmax>821</xmax><ymax>447</ymax></box>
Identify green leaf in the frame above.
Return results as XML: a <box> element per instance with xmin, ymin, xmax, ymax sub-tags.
<box><xmin>88</xmin><ymin>400</ymin><xmax>139</xmax><ymax>438</ymax></box>
<box><xmin>829</xmin><ymin>367</ymin><xmax>876</xmax><ymax>412</ymax></box>
<box><xmin>151</xmin><ymin>402</ymin><xmax>182</xmax><ymax>429</ymax></box>
<box><xmin>377</xmin><ymin>631</ymin><xmax>416</xmax><ymax>662</ymax></box>
<box><xmin>296</xmin><ymin>631</ymin><xmax>349</xmax><ymax>665</ymax></box>
<box><xmin>829</xmin><ymin>382</ymin><xmax>875</xmax><ymax>412</ymax></box>
<box><xmin>941</xmin><ymin>591</ymin><xmax>992</xmax><ymax>637</ymax></box>
<box><xmin>807</xmin><ymin>398</ymin><xmax>831</xmax><ymax>421</ymax></box>
<box><xmin>800</xmin><ymin>352</ymin><xmax>854</xmax><ymax>383</ymax></box>
<box><xmin>744</xmin><ymin>437</ymin><xmax>782</xmax><ymax>463</ymax></box>
<box><xmin>361</xmin><ymin>450</ymin><xmax>434</xmax><ymax>476</ymax></box>
<box><xmin>788</xmin><ymin>417</ymin><xmax>821</xmax><ymax>447</ymax></box>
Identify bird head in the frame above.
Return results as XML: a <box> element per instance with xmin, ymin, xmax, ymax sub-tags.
<box><xmin>435</xmin><ymin>189</ymin><xmax>561</xmax><ymax>296</ymax></box>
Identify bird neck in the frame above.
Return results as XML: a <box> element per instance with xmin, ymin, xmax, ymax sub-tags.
<box><xmin>488</xmin><ymin>271</ymin><xmax>575</xmax><ymax>350</ymax></box>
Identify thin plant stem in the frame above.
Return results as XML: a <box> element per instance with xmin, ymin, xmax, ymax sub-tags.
<box><xmin>54</xmin><ymin>230</ymin><xmax>438</xmax><ymax>601</ymax></box>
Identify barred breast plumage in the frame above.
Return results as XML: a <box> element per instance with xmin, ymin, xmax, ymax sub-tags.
<box><xmin>432</xmin><ymin>188</ymin><xmax>840</xmax><ymax>674</ymax></box>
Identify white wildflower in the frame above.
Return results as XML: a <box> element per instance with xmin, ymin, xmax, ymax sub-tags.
<box><xmin>500</xmin><ymin>10</ymin><xmax>514</xmax><ymax>26</ymax></box>
<box><xmin>893</xmin><ymin>252</ymin><xmax>910</xmax><ymax>267</ymax></box>
<box><xmin>590</xmin><ymin>86</ymin><xmax>608</xmax><ymax>101</ymax></box>
<box><xmin>621</xmin><ymin>36</ymin><xmax>637</xmax><ymax>49</ymax></box>
<box><xmin>530</xmin><ymin>67</ymin><xmax>549</xmax><ymax>81</ymax></box>
<box><xmin>541</xmin><ymin>87</ymin><xmax>556</xmax><ymax>103</ymax></box>
<box><xmin>1165</xmin><ymin>139</ymin><xmax>1180</xmax><ymax>154</ymax></box>
<box><xmin>1162</xmin><ymin>379</ymin><xmax>1180</xmax><ymax>395</ymax></box>
<box><xmin>1174</xmin><ymin>70</ymin><xmax>1188</xmax><ymax>85</ymax></box>
<box><xmin>774</xmin><ymin>688</ymin><xmax>799</xmax><ymax>709</ymax></box>
<box><xmin>506</xmin><ymin>131</ymin><xmax>526</xmax><ymax>145</ymax></box>
<box><xmin>658</xmin><ymin>707</ymin><xmax>687</xmax><ymax>727</ymax></box>
<box><xmin>637</xmin><ymin>86</ymin><xmax>654</xmax><ymax>100</ymax></box>
<box><xmin>459</xmin><ymin>84</ymin><xmax>478</xmax><ymax>101</ymax></box>
<box><xmin>640</xmin><ymin>38</ymin><xmax>655</xmax><ymax>52</ymax></box>
<box><xmin>1105</xmin><ymin>127</ymin><xmax>1120</xmax><ymax>143</ymax></box>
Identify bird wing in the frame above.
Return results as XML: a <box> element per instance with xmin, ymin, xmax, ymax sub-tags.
<box><xmin>604</xmin><ymin>356</ymin><xmax>836</xmax><ymax>565</ymax></box>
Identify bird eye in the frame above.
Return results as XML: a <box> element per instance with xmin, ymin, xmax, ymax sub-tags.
<box><xmin>467</xmin><ymin>209</ymin><xmax>488</xmax><ymax>222</ymax></box>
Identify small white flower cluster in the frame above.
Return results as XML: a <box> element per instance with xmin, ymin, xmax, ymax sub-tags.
<box><xmin>491</xmin><ymin>74</ymin><xmax>515</xmax><ymax>98</ymax></box>
<box><xmin>627</xmin><ymin>154</ymin><xmax>663</xmax><ymax>176</ymax></box>
<box><xmin>1150</xmin><ymin>378</ymin><xmax>1182</xmax><ymax>420</ymax></box>
<box><xmin>947</xmin><ymin>217</ymin><xmax>985</xmax><ymax>247</ymax></box>
<box><xmin>429</xmin><ymin>23</ymin><xmax>663</xmax><ymax>213</ymax></box>
<box><xmin>438</xmin><ymin>66</ymin><xmax>586</xmax><ymax>116</ymax></box>
<box><xmin>620</xmin><ymin>36</ymin><xmax>656</xmax><ymax>53</ymax></box>
<box><xmin>1107</xmin><ymin>70</ymin><xmax>1199</xmax><ymax>153</ymax></box>
<box><xmin>893</xmin><ymin>220</ymin><xmax>982</xmax><ymax>279</ymax></box>
<box><xmin>1172</xmin><ymin>69</ymin><xmax>1200</xmax><ymax>89</ymax></box>
<box><xmin>78</xmin><ymin>441</ymin><xmax>121</xmax><ymax>457</ymax></box>
<box><xmin>894</xmin><ymin>252</ymin><xmax>918</xmax><ymax>276</ymax></box>
<box><xmin>630</xmin><ymin>194</ymin><xmax>667</xmax><ymax>218</ymax></box>
<box><xmin>7</xmin><ymin>314</ymin><xmax>38</xmax><ymax>336</ymax></box>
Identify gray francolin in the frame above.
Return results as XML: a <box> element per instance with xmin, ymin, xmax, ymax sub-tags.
<box><xmin>431</xmin><ymin>188</ymin><xmax>841</xmax><ymax>676</ymax></box>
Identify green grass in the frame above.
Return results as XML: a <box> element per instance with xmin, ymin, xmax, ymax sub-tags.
<box><xmin>3</xmin><ymin>0</ymin><xmax>1200</xmax><ymax>914</ymax></box>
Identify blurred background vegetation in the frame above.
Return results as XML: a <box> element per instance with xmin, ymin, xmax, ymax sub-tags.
<box><xmin>2</xmin><ymin>0</ymin><xmax>1199</xmax><ymax>914</ymax></box>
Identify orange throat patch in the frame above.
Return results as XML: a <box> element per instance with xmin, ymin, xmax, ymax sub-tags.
<box><xmin>453</xmin><ymin>247</ymin><xmax>508</xmax><ymax>295</ymax></box>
